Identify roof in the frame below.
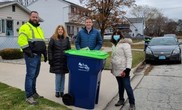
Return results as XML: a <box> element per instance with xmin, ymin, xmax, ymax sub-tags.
<box><xmin>128</xmin><ymin>18</ymin><xmax>144</xmax><ymax>23</ymax></box>
<box><xmin>63</xmin><ymin>0</ymin><xmax>82</xmax><ymax>7</ymax></box>
<box><xmin>28</xmin><ymin>0</ymin><xmax>84</xmax><ymax>8</ymax></box>
<box><xmin>0</xmin><ymin>1</ymin><xmax>31</xmax><ymax>14</ymax></box>
<box><xmin>0</xmin><ymin>1</ymin><xmax>44</xmax><ymax>22</ymax></box>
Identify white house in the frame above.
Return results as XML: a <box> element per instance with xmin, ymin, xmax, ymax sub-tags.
<box><xmin>128</xmin><ymin>18</ymin><xmax>145</xmax><ymax>37</ymax></box>
<box><xmin>27</xmin><ymin>0</ymin><xmax>86</xmax><ymax>38</ymax></box>
<box><xmin>0</xmin><ymin>1</ymin><xmax>31</xmax><ymax>37</ymax></box>
<box><xmin>104</xmin><ymin>17</ymin><xmax>145</xmax><ymax>39</ymax></box>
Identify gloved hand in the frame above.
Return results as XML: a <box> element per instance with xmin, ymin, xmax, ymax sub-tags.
<box><xmin>44</xmin><ymin>55</ymin><xmax>47</xmax><ymax>62</ymax></box>
<box><xmin>22</xmin><ymin>47</ymin><xmax>34</xmax><ymax>58</ymax></box>
<box><xmin>43</xmin><ymin>51</ymin><xmax>47</xmax><ymax>62</ymax></box>
<box><xmin>43</xmin><ymin>54</ymin><xmax>47</xmax><ymax>62</ymax></box>
<box><xmin>124</xmin><ymin>68</ymin><xmax>131</xmax><ymax>77</ymax></box>
<box><xmin>49</xmin><ymin>60</ymin><xmax>53</xmax><ymax>65</ymax></box>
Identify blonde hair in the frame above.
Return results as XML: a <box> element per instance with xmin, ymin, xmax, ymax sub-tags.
<box><xmin>52</xmin><ymin>25</ymin><xmax>68</xmax><ymax>40</ymax></box>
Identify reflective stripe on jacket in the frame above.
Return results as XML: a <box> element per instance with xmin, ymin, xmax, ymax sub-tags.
<box><xmin>17</xmin><ymin>22</ymin><xmax>45</xmax><ymax>49</ymax></box>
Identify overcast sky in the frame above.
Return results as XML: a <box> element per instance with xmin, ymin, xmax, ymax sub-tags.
<box><xmin>1</xmin><ymin>0</ymin><xmax>181</xmax><ymax>20</ymax></box>
<box><xmin>69</xmin><ymin>0</ymin><xmax>182</xmax><ymax>20</ymax></box>
<box><xmin>135</xmin><ymin>0</ymin><xmax>182</xmax><ymax>20</ymax></box>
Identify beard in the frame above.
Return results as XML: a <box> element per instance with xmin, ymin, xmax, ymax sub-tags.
<box><xmin>29</xmin><ymin>19</ymin><xmax>39</xmax><ymax>27</ymax></box>
<box><xmin>32</xmin><ymin>19</ymin><xmax>38</xmax><ymax>24</ymax></box>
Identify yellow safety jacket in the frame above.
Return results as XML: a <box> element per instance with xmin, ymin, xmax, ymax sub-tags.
<box><xmin>17</xmin><ymin>22</ymin><xmax>45</xmax><ymax>52</ymax></box>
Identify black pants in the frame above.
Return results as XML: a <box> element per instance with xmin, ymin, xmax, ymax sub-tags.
<box><xmin>116</xmin><ymin>76</ymin><xmax>135</xmax><ymax>105</ymax></box>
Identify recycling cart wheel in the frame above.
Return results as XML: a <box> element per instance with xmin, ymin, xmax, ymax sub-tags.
<box><xmin>62</xmin><ymin>93</ymin><xmax>74</xmax><ymax>106</ymax></box>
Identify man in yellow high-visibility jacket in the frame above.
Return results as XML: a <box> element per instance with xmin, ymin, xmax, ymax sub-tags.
<box><xmin>17</xmin><ymin>11</ymin><xmax>47</xmax><ymax>105</ymax></box>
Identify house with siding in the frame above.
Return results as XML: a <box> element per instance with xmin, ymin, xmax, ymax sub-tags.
<box><xmin>0</xmin><ymin>1</ymin><xmax>31</xmax><ymax>37</ymax></box>
<box><xmin>27</xmin><ymin>0</ymin><xmax>87</xmax><ymax>39</ymax></box>
<box><xmin>116</xmin><ymin>17</ymin><xmax>145</xmax><ymax>38</ymax></box>
<box><xmin>104</xmin><ymin>17</ymin><xmax>145</xmax><ymax>39</ymax></box>
<box><xmin>128</xmin><ymin>18</ymin><xmax>145</xmax><ymax>37</ymax></box>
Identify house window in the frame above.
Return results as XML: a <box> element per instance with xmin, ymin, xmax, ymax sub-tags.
<box><xmin>67</xmin><ymin>25</ymin><xmax>70</xmax><ymax>34</ymax></box>
<box><xmin>0</xmin><ymin>19</ymin><xmax>2</xmax><ymax>33</ymax></box>
<box><xmin>0</xmin><ymin>19</ymin><xmax>5</xmax><ymax>33</ymax></box>
<box><xmin>2</xmin><ymin>19</ymin><xmax>5</xmax><ymax>33</ymax></box>
<box><xmin>71</xmin><ymin>7</ymin><xmax>74</xmax><ymax>13</ymax></box>
<box><xmin>12</xmin><ymin>5</ymin><xmax>15</xmax><ymax>12</ymax></box>
<box><xmin>71</xmin><ymin>26</ymin><xmax>74</xmax><ymax>34</ymax></box>
<box><xmin>71</xmin><ymin>6</ymin><xmax>77</xmax><ymax>14</ymax></box>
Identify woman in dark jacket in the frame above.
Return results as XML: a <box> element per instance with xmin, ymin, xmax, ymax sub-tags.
<box><xmin>48</xmin><ymin>25</ymin><xmax>71</xmax><ymax>97</ymax></box>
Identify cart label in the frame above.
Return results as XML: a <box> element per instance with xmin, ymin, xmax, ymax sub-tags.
<box><xmin>78</xmin><ymin>62</ymin><xmax>90</xmax><ymax>72</ymax></box>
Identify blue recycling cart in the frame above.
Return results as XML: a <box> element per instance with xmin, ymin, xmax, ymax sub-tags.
<box><xmin>63</xmin><ymin>49</ymin><xmax>109</xmax><ymax>109</ymax></box>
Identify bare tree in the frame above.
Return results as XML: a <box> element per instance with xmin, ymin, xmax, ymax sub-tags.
<box><xmin>130</xmin><ymin>5</ymin><xmax>168</xmax><ymax>36</ymax></box>
<box><xmin>129</xmin><ymin>5</ymin><xmax>161</xmax><ymax>20</ymax></box>
<box><xmin>163</xmin><ymin>19</ymin><xmax>177</xmax><ymax>34</ymax></box>
<box><xmin>79</xmin><ymin>0</ymin><xmax>135</xmax><ymax>37</ymax></box>
<box><xmin>145</xmin><ymin>16</ymin><xmax>168</xmax><ymax>36</ymax></box>
<box><xmin>176</xmin><ymin>19</ymin><xmax>182</xmax><ymax>35</ymax></box>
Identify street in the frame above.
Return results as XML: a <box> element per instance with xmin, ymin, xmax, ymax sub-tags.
<box><xmin>122</xmin><ymin>63</ymin><xmax>182</xmax><ymax>110</ymax></box>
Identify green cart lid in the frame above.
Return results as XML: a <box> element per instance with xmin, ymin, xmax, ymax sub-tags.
<box><xmin>65</xmin><ymin>49</ymin><xmax>109</xmax><ymax>59</ymax></box>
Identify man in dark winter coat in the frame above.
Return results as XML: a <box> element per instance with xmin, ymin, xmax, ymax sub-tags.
<box><xmin>75</xmin><ymin>17</ymin><xmax>103</xmax><ymax>50</ymax></box>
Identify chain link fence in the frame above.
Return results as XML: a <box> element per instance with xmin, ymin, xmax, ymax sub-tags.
<box><xmin>0</xmin><ymin>36</ymin><xmax>22</xmax><ymax>62</ymax></box>
<box><xmin>0</xmin><ymin>36</ymin><xmax>51</xmax><ymax>62</ymax></box>
<box><xmin>0</xmin><ymin>36</ymin><xmax>19</xmax><ymax>50</ymax></box>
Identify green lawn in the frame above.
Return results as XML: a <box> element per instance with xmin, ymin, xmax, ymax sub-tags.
<box><xmin>0</xmin><ymin>83</ymin><xmax>71</xmax><ymax>110</ymax></box>
<box><xmin>131</xmin><ymin>44</ymin><xmax>144</xmax><ymax>49</ymax></box>
<box><xmin>104</xmin><ymin>50</ymin><xmax>144</xmax><ymax>70</ymax></box>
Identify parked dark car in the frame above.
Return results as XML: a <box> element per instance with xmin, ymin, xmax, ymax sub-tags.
<box><xmin>145</xmin><ymin>37</ymin><xmax>181</xmax><ymax>64</ymax></box>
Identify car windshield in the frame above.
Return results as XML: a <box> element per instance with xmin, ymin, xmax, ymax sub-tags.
<box><xmin>149</xmin><ymin>37</ymin><xmax>178</xmax><ymax>46</ymax></box>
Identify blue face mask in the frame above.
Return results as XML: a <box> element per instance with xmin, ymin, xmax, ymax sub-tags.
<box><xmin>113</xmin><ymin>35</ymin><xmax>120</xmax><ymax>41</ymax></box>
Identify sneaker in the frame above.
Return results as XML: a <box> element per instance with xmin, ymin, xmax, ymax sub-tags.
<box><xmin>26</xmin><ymin>96</ymin><xmax>38</xmax><ymax>105</ymax></box>
<box><xmin>55</xmin><ymin>92</ymin><xmax>60</xmax><ymax>98</ymax></box>
<box><xmin>115</xmin><ymin>100</ymin><xmax>124</xmax><ymax>106</ymax></box>
<box><xmin>32</xmin><ymin>93</ymin><xmax>44</xmax><ymax>99</ymax></box>
<box><xmin>129</xmin><ymin>104</ymin><xmax>136</xmax><ymax>110</ymax></box>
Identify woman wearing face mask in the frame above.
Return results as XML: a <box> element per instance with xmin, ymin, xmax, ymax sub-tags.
<box><xmin>110</xmin><ymin>30</ymin><xmax>135</xmax><ymax>110</ymax></box>
<box><xmin>48</xmin><ymin>25</ymin><xmax>71</xmax><ymax>98</ymax></box>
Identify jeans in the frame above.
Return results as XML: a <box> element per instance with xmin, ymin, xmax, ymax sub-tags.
<box><xmin>24</xmin><ymin>54</ymin><xmax>41</xmax><ymax>98</ymax></box>
<box><xmin>116</xmin><ymin>76</ymin><xmax>135</xmax><ymax>105</ymax></box>
<box><xmin>55</xmin><ymin>73</ymin><xmax>65</xmax><ymax>93</ymax></box>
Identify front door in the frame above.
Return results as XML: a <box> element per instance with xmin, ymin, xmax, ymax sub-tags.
<box><xmin>6</xmin><ymin>20</ymin><xmax>14</xmax><ymax>36</ymax></box>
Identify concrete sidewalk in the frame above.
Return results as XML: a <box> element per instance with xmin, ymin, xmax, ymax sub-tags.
<box><xmin>0</xmin><ymin>59</ymin><xmax>142</xmax><ymax>110</ymax></box>
<box><xmin>0</xmin><ymin>62</ymin><xmax>118</xmax><ymax>110</ymax></box>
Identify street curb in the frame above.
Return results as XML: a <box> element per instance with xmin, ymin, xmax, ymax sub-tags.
<box><xmin>103</xmin><ymin>60</ymin><xmax>145</xmax><ymax>110</ymax></box>
<box><xmin>120</xmin><ymin>62</ymin><xmax>150</xmax><ymax>110</ymax></box>
<box><xmin>130</xmin><ymin>60</ymin><xmax>145</xmax><ymax>80</ymax></box>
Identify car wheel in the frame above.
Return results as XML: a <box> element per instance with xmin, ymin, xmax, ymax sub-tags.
<box><xmin>177</xmin><ymin>59</ymin><xmax>181</xmax><ymax>64</ymax></box>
